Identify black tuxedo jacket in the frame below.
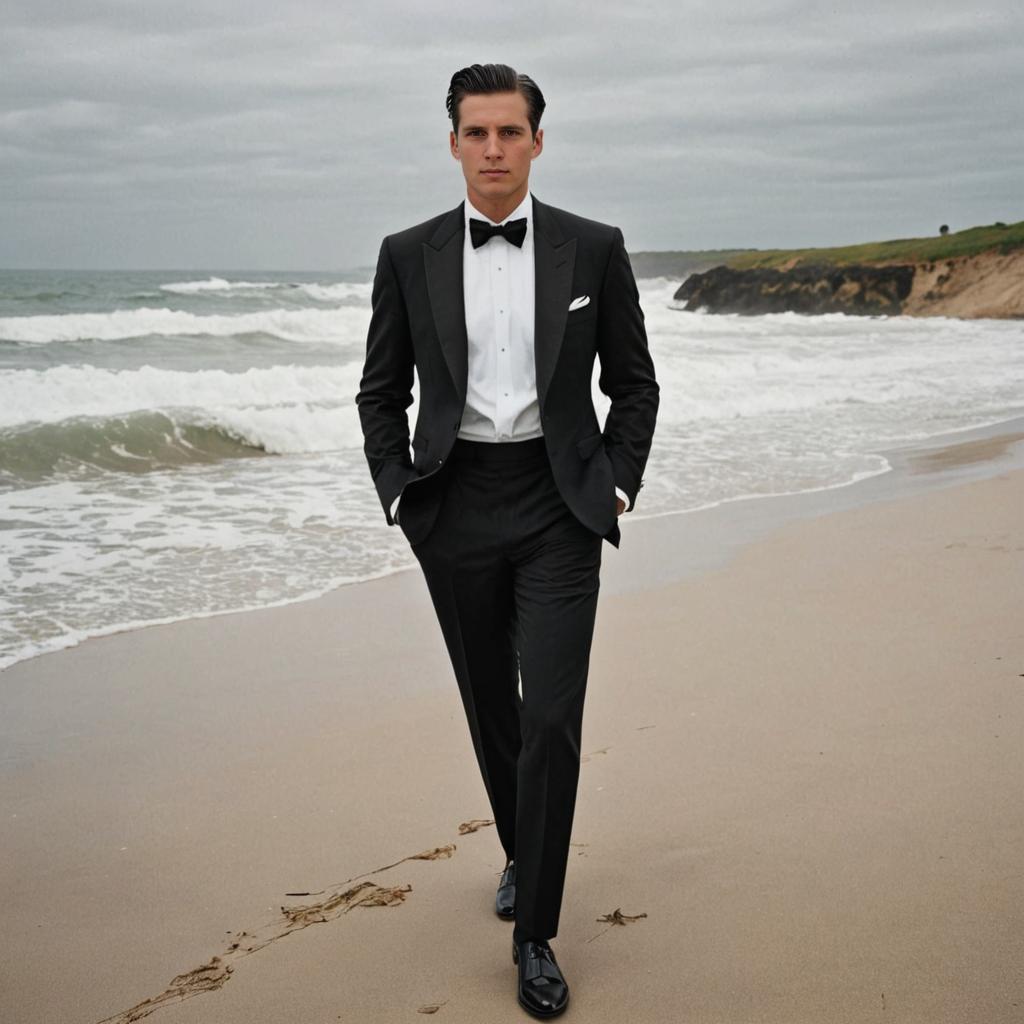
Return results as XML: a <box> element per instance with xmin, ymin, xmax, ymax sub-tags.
<box><xmin>356</xmin><ymin>193</ymin><xmax>659</xmax><ymax>548</ymax></box>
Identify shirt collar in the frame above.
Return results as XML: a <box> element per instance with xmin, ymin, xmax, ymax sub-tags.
<box><xmin>464</xmin><ymin>189</ymin><xmax>532</xmax><ymax>229</ymax></box>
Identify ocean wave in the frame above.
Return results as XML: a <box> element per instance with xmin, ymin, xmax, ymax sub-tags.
<box><xmin>0</xmin><ymin>304</ymin><xmax>368</xmax><ymax>344</ymax></box>
<box><xmin>1</xmin><ymin>289</ymin><xmax>77</xmax><ymax>304</ymax></box>
<box><xmin>298</xmin><ymin>281</ymin><xmax>374</xmax><ymax>302</ymax></box>
<box><xmin>0</xmin><ymin>401</ymin><xmax>371</xmax><ymax>484</ymax></box>
<box><xmin>160</xmin><ymin>277</ymin><xmax>282</xmax><ymax>293</ymax></box>
<box><xmin>159</xmin><ymin>277</ymin><xmax>372</xmax><ymax>302</ymax></box>
<box><xmin>0</xmin><ymin>362</ymin><xmax>367</xmax><ymax>433</ymax></box>
<box><xmin>0</xmin><ymin>410</ymin><xmax>271</xmax><ymax>481</ymax></box>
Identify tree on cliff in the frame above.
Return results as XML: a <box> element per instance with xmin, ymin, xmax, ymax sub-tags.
<box><xmin>939</xmin><ymin>224</ymin><xmax>949</xmax><ymax>235</ymax></box>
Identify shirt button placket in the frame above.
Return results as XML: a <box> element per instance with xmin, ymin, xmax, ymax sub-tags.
<box><xmin>495</xmin><ymin>238</ymin><xmax>512</xmax><ymax>439</ymax></box>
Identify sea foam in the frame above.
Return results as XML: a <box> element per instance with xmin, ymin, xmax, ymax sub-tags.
<box><xmin>0</xmin><ymin>305</ymin><xmax>368</xmax><ymax>344</ymax></box>
<box><xmin>159</xmin><ymin>277</ymin><xmax>372</xmax><ymax>302</ymax></box>
<box><xmin>0</xmin><ymin>363</ymin><xmax>367</xmax><ymax>446</ymax></box>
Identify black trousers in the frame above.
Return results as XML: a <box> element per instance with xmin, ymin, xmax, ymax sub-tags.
<box><xmin>410</xmin><ymin>436</ymin><xmax>603</xmax><ymax>943</ymax></box>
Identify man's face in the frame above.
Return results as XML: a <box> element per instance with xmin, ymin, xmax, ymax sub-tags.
<box><xmin>449</xmin><ymin>91</ymin><xmax>543</xmax><ymax>213</ymax></box>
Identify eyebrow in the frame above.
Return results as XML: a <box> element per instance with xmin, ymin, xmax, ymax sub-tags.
<box><xmin>461</xmin><ymin>123</ymin><xmax>525</xmax><ymax>132</ymax></box>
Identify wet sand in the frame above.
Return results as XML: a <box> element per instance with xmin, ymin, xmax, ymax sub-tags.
<box><xmin>2</xmin><ymin>422</ymin><xmax>1023</xmax><ymax>1023</ymax></box>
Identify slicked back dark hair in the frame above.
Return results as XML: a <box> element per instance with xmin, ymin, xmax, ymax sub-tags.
<box><xmin>446</xmin><ymin>63</ymin><xmax>546</xmax><ymax>140</ymax></box>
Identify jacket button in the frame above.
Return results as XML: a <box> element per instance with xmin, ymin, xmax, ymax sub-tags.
<box><xmin>437</xmin><ymin>458</ymin><xmax>444</xmax><ymax>465</ymax></box>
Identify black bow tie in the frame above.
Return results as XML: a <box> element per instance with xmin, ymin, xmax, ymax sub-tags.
<box><xmin>469</xmin><ymin>216</ymin><xmax>528</xmax><ymax>249</ymax></box>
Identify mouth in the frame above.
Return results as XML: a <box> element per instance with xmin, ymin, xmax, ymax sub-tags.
<box><xmin>482</xmin><ymin>170</ymin><xmax>508</xmax><ymax>176</ymax></box>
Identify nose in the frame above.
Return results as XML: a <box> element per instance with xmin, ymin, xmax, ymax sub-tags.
<box><xmin>484</xmin><ymin>131</ymin><xmax>503</xmax><ymax>158</ymax></box>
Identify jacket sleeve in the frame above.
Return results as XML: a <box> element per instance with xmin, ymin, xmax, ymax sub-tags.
<box><xmin>355</xmin><ymin>235</ymin><xmax>418</xmax><ymax>525</ymax></box>
<box><xmin>596</xmin><ymin>227</ymin><xmax>660</xmax><ymax>510</ymax></box>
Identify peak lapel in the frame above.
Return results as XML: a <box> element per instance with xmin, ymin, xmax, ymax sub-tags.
<box><xmin>422</xmin><ymin>201</ymin><xmax>468</xmax><ymax>402</ymax></box>
<box><xmin>532</xmin><ymin>196</ymin><xmax>577</xmax><ymax>412</ymax></box>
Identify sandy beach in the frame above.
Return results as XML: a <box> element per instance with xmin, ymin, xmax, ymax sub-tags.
<box><xmin>3</xmin><ymin>424</ymin><xmax>1023</xmax><ymax>1023</ymax></box>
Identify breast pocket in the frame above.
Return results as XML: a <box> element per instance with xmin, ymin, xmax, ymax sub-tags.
<box><xmin>566</xmin><ymin>302</ymin><xmax>599</xmax><ymax>328</ymax></box>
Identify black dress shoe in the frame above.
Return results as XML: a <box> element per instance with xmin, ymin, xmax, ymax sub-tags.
<box><xmin>495</xmin><ymin>859</ymin><xmax>516</xmax><ymax>919</ymax></box>
<box><xmin>512</xmin><ymin>938</ymin><xmax>569</xmax><ymax>1018</ymax></box>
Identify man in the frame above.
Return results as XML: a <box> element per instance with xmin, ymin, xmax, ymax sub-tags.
<box><xmin>356</xmin><ymin>63</ymin><xmax>658</xmax><ymax>1019</ymax></box>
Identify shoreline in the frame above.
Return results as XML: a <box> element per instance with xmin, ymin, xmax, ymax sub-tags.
<box><xmin>2</xmin><ymin>420</ymin><xmax>1022</xmax><ymax>1021</ymax></box>
<box><xmin>602</xmin><ymin>412</ymin><xmax>1024</xmax><ymax>597</ymax></box>
<box><xmin>5</xmin><ymin>410</ymin><xmax>1024</xmax><ymax>676</ymax></box>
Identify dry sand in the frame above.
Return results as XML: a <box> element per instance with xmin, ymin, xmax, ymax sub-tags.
<box><xmin>2</xmin><ymin>429</ymin><xmax>1023</xmax><ymax>1023</ymax></box>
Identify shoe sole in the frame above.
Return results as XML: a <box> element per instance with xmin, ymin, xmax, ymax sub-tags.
<box><xmin>516</xmin><ymin>992</ymin><xmax>569</xmax><ymax>1019</ymax></box>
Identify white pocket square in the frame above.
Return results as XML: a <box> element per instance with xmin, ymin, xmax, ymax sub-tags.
<box><xmin>568</xmin><ymin>294</ymin><xmax>590</xmax><ymax>311</ymax></box>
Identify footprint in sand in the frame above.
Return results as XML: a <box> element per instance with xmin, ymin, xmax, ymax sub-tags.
<box><xmin>96</xmin><ymin>836</ymin><xmax>471</xmax><ymax>1023</ymax></box>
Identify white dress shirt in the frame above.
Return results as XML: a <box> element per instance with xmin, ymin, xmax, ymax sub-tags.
<box><xmin>393</xmin><ymin>190</ymin><xmax>627</xmax><ymax>519</ymax></box>
<box><xmin>458</xmin><ymin>190</ymin><xmax>542</xmax><ymax>442</ymax></box>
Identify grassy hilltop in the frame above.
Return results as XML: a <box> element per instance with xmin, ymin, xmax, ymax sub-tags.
<box><xmin>630</xmin><ymin>220</ymin><xmax>1024</xmax><ymax>276</ymax></box>
<box><xmin>727</xmin><ymin>220</ymin><xmax>1024</xmax><ymax>270</ymax></box>
<box><xmin>666</xmin><ymin>218</ymin><xmax>1024</xmax><ymax>319</ymax></box>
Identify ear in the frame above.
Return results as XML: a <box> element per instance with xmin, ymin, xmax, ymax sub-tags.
<box><xmin>450</xmin><ymin>129</ymin><xmax>459</xmax><ymax>159</ymax></box>
<box><xmin>532</xmin><ymin>127</ymin><xmax>543</xmax><ymax>158</ymax></box>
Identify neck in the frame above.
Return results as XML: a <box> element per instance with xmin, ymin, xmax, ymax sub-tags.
<box><xmin>467</xmin><ymin>182</ymin><xmax>529</xmax><ymax>223</ymax></box>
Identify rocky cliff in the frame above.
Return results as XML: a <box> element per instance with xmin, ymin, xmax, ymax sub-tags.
<box><xmin>900</xmin><ymin>249</ymin><xmax>1024</xmax><ymax>318</ymax></box>
<box><xmin>674</xmin><ymin>263</ymin><xmax>914</xmax><ymax>315</ymax></box>
<box><xmin>673</xmin><ymin>248</ymin><xmax>1024</xmax><ymax>318</ymax></box>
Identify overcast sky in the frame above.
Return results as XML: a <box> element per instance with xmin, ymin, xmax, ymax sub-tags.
<box><xmin>2</xmin><ymin>0</ymin><xmax>1021</xmax><ymax>270</ymax></box>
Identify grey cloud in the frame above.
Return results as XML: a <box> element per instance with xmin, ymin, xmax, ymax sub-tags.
<box><xmin>1</xmin><ymin>0</ymin><xmax>1021</xmax><ymax>268</ymax></box>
